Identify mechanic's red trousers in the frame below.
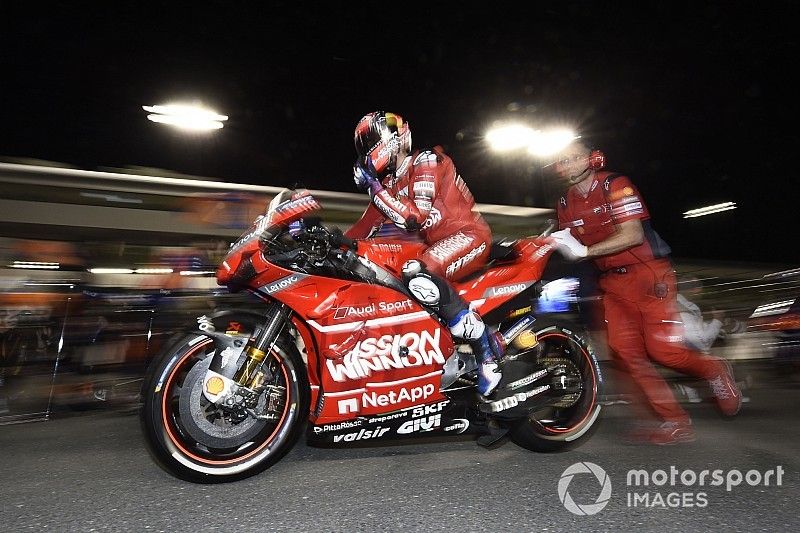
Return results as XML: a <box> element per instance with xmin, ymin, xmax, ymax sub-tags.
<box><xmin>600</xmin><ymin>259</ymin><xmax>724</xmax><ymax>424</ymax></box>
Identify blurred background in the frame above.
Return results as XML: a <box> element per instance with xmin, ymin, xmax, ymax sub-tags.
<box><xmin>1</xmin><ymin>2</ymin><xmax>798</xmax><ymax>423</ymax></box>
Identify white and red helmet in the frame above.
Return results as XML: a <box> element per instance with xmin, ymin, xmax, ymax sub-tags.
<box><xmin>354</xmin><ymin>111</ymin><xmax>412</xmax><ymax>176</ymax></box>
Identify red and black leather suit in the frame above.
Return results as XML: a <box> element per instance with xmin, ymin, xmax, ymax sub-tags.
<box><xmin>346</xmin><ymin>146</ymin><xmax>492</xmax><ymax>281</ymax></box>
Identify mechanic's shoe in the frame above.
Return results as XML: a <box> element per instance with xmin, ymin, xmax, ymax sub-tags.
<box><xmin>708</xmin><ymin>359</ymin><xmax>742</xmax><ymax>417</ymax></box>
<box><xmin>625</xmin><ymin>421</ymin><xmax>696</xmax><ymax>446</ymax></box>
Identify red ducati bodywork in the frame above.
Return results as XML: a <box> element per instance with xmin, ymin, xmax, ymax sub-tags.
<box><xmin>217</xmin><ymin>190</ymin><xmax>556</xmax><ymax>425</ymax></box>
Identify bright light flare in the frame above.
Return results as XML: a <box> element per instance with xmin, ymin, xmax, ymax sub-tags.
<box><xmin>487</xmin><ymin>124</ymin><xmax>577</xmax><ymax>156</ymax></box>
<box><xmin>143</xmin><ymin>103</ymin><xmax>228</xmax><ymax>131</ymax></box>
<box><xmin>683</xmin><ymin>201</ymin><xmax>737</xmax><ymax>218</ymax></box>
<box><xmin>486</xmin><ymin>124</ymin><xmax>536</xmax><ymax>151</ymax></box>
<box><xmin>528</xmin><ymin>129</ymin><xmax>578</xmax><ymax>157</ymax></box>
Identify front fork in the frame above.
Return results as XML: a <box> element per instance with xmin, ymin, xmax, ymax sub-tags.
<box><xmin>200</xmin><ymin>303</ymin><xmax>292</xmax><ymax>405</ymax></box>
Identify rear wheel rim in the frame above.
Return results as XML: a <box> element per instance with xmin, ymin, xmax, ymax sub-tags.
<box><xmin>529</xmin><ymin>331</ymin><xmax>598</xmax><ymax>435</ymax></box>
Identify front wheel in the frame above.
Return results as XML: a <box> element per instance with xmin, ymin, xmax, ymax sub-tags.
<box><xmin>509</xmin><ymin>323</ymin><xmax>602</xmax><ymax>452</ymax></box>
<box><xmin>140</xmin><ymin>328</ymin><xmax>309</xmax><ymax>483</ymax></box>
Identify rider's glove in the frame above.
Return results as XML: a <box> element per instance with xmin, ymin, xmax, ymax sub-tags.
<box><xmin>550</xmin><ymin>228</ymin><xmax>588</xmax><ymax>259</ymax></box>
<box><xmin>353</xmin><ymin>157</ymin><xmax>382</xmax><ymax>196</ymax></box>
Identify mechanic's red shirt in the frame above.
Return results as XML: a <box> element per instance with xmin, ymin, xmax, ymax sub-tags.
<box><xmin>346</xmin><ymin>147</ymin><xmax>491</xmax><ymax>245</ymax></box>
<box><xmin>556</xmin><ymin>171</ymin><xmax>671</xmax><ymax>271</ymax></box>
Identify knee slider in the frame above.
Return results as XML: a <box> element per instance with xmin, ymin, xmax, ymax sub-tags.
<box><xmin>403</xmin><ymin>260</ymin><xmax>441</xmax><ymax>306</ymax></box>
<box><xmin>448</xmin><ymin>309</ymin><xmax>486</xmax><ymax>341</ymax></box>
<box><xmin>406</xmin><ymin>274</ymin><xmax>440</xmax><ymax>306</ymax></box>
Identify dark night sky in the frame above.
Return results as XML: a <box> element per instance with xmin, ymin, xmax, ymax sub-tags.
<box><xmin>1</xmin><ymin>1</ymin><xmax>797</xmax><ymax>264</ymax></box>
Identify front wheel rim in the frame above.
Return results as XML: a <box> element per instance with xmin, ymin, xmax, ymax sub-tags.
<box><xmin>158</xmin><ymin>338</ymin><xmax>296</xmax><ymax>468</ymax></box>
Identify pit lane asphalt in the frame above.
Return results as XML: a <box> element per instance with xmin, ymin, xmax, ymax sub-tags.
<box><xmin>1</xmin><ymin>385</ymin><xmax>797</xmax><ymax>532</ymax></box>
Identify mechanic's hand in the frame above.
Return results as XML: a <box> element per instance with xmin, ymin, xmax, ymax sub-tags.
<box><xmin>353</xmin><ymin>157</ymin><xmax>380</xmax><ymax>193</ymax></box>
<box><xmin>550</xmin><ymin>228</ymin><xmax>588</xmax><ymax>259</ymax></box>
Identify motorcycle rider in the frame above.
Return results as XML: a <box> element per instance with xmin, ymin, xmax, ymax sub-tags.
<box><xmin>549</xmin><ymin>141</ymin><xmax>742</xmax><ymax>444</ymax></box>
<box><xmin>345</xmin><ymin>111</ymin><xmax>502</xmax><ymax>396</ymax></box>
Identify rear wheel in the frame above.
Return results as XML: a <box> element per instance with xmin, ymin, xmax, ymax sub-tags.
<box><xmin>509</xmin><ymin>324</ymin><xmax>602</xmax><ymax>452</ymax></box>
<box><xmin>140</xmin><ymin>319</ymin><xmax>309</xmax><ymax>483</ymax></box>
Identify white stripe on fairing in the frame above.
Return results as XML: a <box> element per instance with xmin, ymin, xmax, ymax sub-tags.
<box><xmin>324</xmin><ymin>388</ymin><xmax>366</xmax><ymax>397</ymax></box>
<box><xmin>307</xmin><ymin>311</ymin><xmax>431</xmax><ymax>333</ymax></box>
<box><xmin>365</xmin><ymin>370</ymin><xmax>443</xmax><ymax>387</ymax></box>
<box><xmin>321</xmin><ymin>370</ymin><xmax>443</xmax><ymax>399</ymax></box>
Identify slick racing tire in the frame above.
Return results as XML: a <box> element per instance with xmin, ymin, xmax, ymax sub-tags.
<box><xmin>509</xmin><ymin>323</ymin><xmax>602</xmax><ymax>452</ymax></box>
<box><xmin>140</xmin><ymin>317</ymin><xmax>309</xmax><ymax>483</ymax></box>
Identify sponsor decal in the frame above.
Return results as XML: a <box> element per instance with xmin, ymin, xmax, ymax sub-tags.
<box><xmin>590</xmin><ymin>180</ymin><xmax>599</xmax><ymax>192</ymax></box>
<box><xmin>571</xmin><ymin>219</ymin><xmax>585</xmax><ymax>226</ymax></box>
<box><xmin>413</xmin><ymin>180</ymin><xmax>435</xmax><ymax>193</ymax></box>
<box><xmin>219</xmin><ymin>346</ymin><xmax>235</xmax><ymax>368</ymax></box>
<box><xmin>312</xmin><ymin>420</ymin><xmax>363</xmax><ymax>434</ymax></box>
<box><xmin>326</xmin><ymin>330</ymin><xmax>446</xmax><ymax>382</ymax></box>
<box><xmin>260</xmin><ymin>273</ymin><xmax>307</xmax><ymax>295</ymax></box>
<box><xmin>382</xmin><ymin>192</ymin><xmax>408</xmax><ymax>213</ymax></box>
<box><xmin>366</xmin><ymin>411</ymin><xmax>408</xmax><ymax>424</ymax></box>
<box><xmin>507</xmin><ymin>306</ymin><xmax>532</xmax><ymax>319</ymax></box>
<box><xmin>333</xmin><ymin>299</ymin><xmax>415</xmax><ymax>320</ymax></box>
<box><xmin>506</xmin><ymin>368</ymin><xmax>548</xmax><ymax>390</ymax></box>
<box><xmin>408</xmin><ymin>400</ymin><xmax>449</xmax><ymax>417</ymax></box>
<box><xmin>444</xmin><ymin>419</ymin><xmax>469</xmax><ymax>433</ymax></box>
<box><xmin>445</xmin><ymin>242</ymin><xmax>487</xmax><ymax>277</ymax></box>
<box><xmin>374</xmin><ymin>196</ymin><xmax>405</xmax><ymax>225</ymax></box>
<box><xmin>502</xmin><ymin>315</ymin><xmax>536</xmax><ymax>343</ymax></box>
<box><xmin>422</xmin><ymin>206</ymin><xmax>442</xmax><ymax>230</ymax></box>
<box><xmin>373</xmin><ymin>243</ymin><xmax>403</xmax><ymax>253</ymax></box>
<box><xmin>397</xmin><ymin>414</ymin><xmax>442</xmax><ymax>434</ymax></box>
<box><xmin>333</xmin><ymin>427</ymin><xmax>390</xmax><ymax>442</ymax></box>
<box><xmin>428</xmin><ymin>232</ymin><xmax>474</xmax><ymax>261</ymax></box>
<box><xmin>275</xmin><ymin>193</ymin><xmax>318</xmax><ymax>214</ymax></box>
<box><xmin>338</xmin><ymin>397</ymin><xmax>359</xmax><ymax>414</ymax></box>
<box><xmin>623</xmin><ymin>201</ymin><xmax>642</xmax><ymax>211</ymax></box>
<box><xmin>415</xmin><ymin>199</ymin><xmax>432</xmax><ymax>211</ymax></box>
<box><xmin>560</xmin><ymin>196</ymin><xmax>567</xmax><ymax>207</ymax></box>
<box><xmin>361</xmin><ymin>383</ymin><xmax>437</xmax><ymax>409</ymax></box>
<box><xmin>483</xmin><ymin>281</ymin><xmax>534</xmax><ymax>298</ymax></box>
<box><xmin>513</xmin><ymin>330</ymin><xmax>538</xmax><ymax>349</ymax></box>
<box><xmin>329</xmin><ymin>370</ymin><xmax>443</xmax><ymax>416</ymax></box>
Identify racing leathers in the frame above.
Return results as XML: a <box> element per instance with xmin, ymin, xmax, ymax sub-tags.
<box><xmin>347</xmin><ymin>147</ymin><xmax>501</xmax><ymax>395</ymax></box>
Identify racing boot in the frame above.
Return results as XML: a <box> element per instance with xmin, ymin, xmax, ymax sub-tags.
<box><xmin>449</xmin><ymin>309</ymin><xmax>503</xmax><ymax>397</ymax></box>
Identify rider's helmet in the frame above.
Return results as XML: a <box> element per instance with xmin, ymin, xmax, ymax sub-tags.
<box><xmin>354</xmin><ymin>111</ymin><xmax>412</xmax><ymax>177</ymax></box>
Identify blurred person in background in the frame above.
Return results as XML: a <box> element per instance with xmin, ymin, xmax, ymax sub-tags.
<box><xmin>675</xmin><ymin>274</ymin><xmax>748</xmax><ymax>403</ymax></box>
<box><xmin>345</xmin><ymin>111</ymin><xmax>502</xmax><ymax>396</ymax></box>
<box><xmin>549</xmin><ymin>141</ymin><xmax>742</xmax><ymax>445</ymax></box>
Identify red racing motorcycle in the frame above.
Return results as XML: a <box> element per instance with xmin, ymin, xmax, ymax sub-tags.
<box><xmin>141</xmin><ymin>189</ymin><xmax>602</xmax><ymax>482</ymax></box>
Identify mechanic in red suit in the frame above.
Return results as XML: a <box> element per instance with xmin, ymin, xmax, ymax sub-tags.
<box><xmin>549</xmin><ymin>140</ymin><xmax>741</xmax><ymax>445</ymax></box>
<box><xmin>345</xmin><ymin>111</ymin><xmax>502</xmax><ymax>396</ymax></box>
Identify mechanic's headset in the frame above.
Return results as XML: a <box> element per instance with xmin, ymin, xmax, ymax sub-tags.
<box><xmin>587</xmin><ymin>149</ymin><xmax>606</xmax><ymax>170</ymax></box>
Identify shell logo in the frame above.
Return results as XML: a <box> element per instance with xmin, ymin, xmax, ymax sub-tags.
<box><xmin>513</xmin><ymin>330</ymin><xmax>538</xmax><ymax>349</ymax></box>
<box><xmin>205</xmin><ymin>376</ymin><xmax>225</xmax><ymax>396</ymax></box>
